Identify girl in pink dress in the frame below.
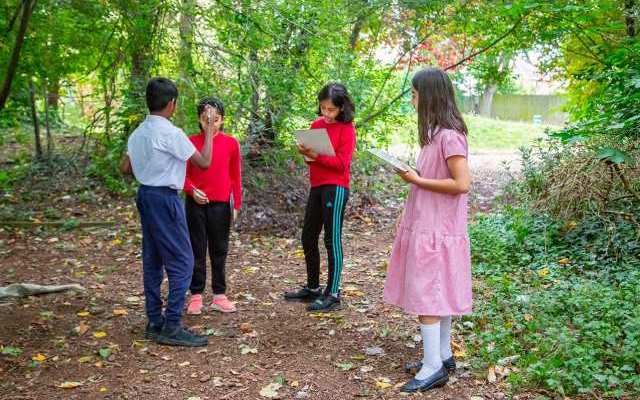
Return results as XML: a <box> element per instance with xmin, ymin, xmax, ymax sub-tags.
<box><xmin>383</xmin><ymin>68</ymin><xmax>472</xmax><ymax>393</ymax></box>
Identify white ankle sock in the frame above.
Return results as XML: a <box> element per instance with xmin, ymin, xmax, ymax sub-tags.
<box><xmin>440</xmin><ymin>316</ymin><xmax>453</xmax><ymax>360</ymax></box>
<box><xmin>416</xmin><ymin>322</ymin><xmax>442</xmax><ymax>380</ymax></box>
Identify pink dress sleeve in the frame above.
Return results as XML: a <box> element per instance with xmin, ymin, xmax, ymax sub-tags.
<box><xmin>441</xmin><ymin>130</ymin><xmax>468</xmax><ymax>160</ymax></box>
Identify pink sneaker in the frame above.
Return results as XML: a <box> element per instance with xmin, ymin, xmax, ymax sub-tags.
<box><xmin>210</xmin><ymin>294</ymin><xmax>237</xmax><ymax>313</ymax></box>
<box><xmin>186</xmin><ymin>294</ymin><xmax>203</xmax><ymax>315</ymax></box>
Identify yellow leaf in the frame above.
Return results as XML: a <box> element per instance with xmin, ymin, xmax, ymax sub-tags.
<box><xmin>538</xmin><ymin>267</ymin><xmax>550</xmax><ymax>278</ymax></box>
<box><xmin>290</xmin><ymin>380</ymin><xmax>299</xmax><ymax>388</ymax></box>
<box><xmin>487</xmin><ymin>366</ymin><xmax>497</xmax><ymax>383</ymax></box>
<box><xmin>76</xmin><ymin>311</ymin><xmax>90</xmax><ymax>317</ymax></box>
<box><xmin>78</xmin><ymin>356</ymin><xmax>93</xmax><ymax>363</ymax></box>
<box><xmin>32</xmin><ymin>353</ymin><xmax>47</xmax><ymax>362</ymax></box>
<box><xmin>59</xmin><ymin>381</ymin><xmax>83</xmax><ymax>389</ymax></box>
<box><xmin>99</xmin><ymin>387</ymin><xmax>108</xmax><ymax>393</ymax></box>
<box><xmin>374</xmin><ymin>377</ymin><xmax>392</xmax><ymax>389</ymax></box>
<box><xmin>111</xmin><ymin>239</ymin><xmax>122</xmax><ymax>246</ymax></box>
<box><xmin>112</xmin><ymin>309</ymin><xmax>128</xmax><ymax>316</ymax></box>
<box><xmin>558</xmin><ymin>257</ymin><xmax>570</xmax><ymax>265</ymax></box>
<box><xmin>453</xmin><ymin>349</ymin><xmax>467</xmax><ymax>358</ymax></box>
<box><xmin>93</xmin><ymin>331</ymin><xmax>107</xmax><ymax>338</ymax></box>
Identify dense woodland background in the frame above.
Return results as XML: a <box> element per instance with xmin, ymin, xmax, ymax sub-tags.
<box><xmin>1</xmin><ymin>0</ymin><xmax>639</xmax><ymax>398</ymax></box>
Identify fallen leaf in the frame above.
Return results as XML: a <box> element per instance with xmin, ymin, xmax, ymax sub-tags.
<box><xmin>93</xmin><ymin>331</ymin><xmax>107</xmax><ymax>338</ymax></box>
<box><xmin>112</xmin><ymin>309</ymin><xmax>128</xmax><ymax>316</ymax></box>
<box><xmin>74</xmin><ymin>321</ymin><xmax>89</xmax><ymax>336</ymax></box>
<box><xmin>290</xmin><ymin>380</ymin><xmax>299</xmax><ymax>388</ymax></box>
<box><xmin>558</xmin><ymin>257</ymin><xmax>570</xmax><ymax>265</ymax></box>
<box><xmin>78</xmin><ymin>356</ymin><xmax>94</xmax><ymax>363</ymax></box>
<box><xmin>259</xmin><ymin>382</ymin><xmax>282</xmax><ymax>398</ymax></box>
<box><xmin>374</xmin><ymin>377</ymin><xmax>392</xmax><ymax>389</ymax></box>
<box><xmin>487</xmin><ymin>366</ymin><xmax>497</xmax><ymax>383</ymax></box>
<box><xmin>178</xmin><ymin>361</ymin><xmax>190</xmax><ymax>367</ymax></box>
<box><xmin>32</xmin><ymin>353</ymin><xmax>47</xmax><ymax>362</ymax></box>
<box><xmin>336</xmin><ymin>362</ymin><xmax>353</xmax><ymax>371</ymax></box>
<box><xmin>239</xmin><ymin>344</ymin><xmax>258</xmax><ymax>355</ymax></box>
<box><xmin>524</xmin><ymin>314</ymin><xmax>534</xmax><ymax>322</ymax></box>
<box><xmin>537</xmin><ymin>267</ymin><xmax>550</xmax><ymax>278</ymax></box>
<box><xmin>98</xmin><ymin>348</ymin><xmax>111</xmax><ymax>359</ymax></box>
<box><xmin>239</xmin><ymin>323</ymin><xmax>253</xmax><ymax>333</ymax></box>
<box><xmin>1</xmin><ymin>346</ymin><xmax>22</xmax><ymax>357</ymax></box>
<box><xmin>76</xmin><ymin>311</ymin><xmax>90</xmax><ymax>317</ymax></box>
<box><xmin>59</xmin><ymin>381</ymin><xmax>83</xmax><ymax>389</ymax></box>
<box><xmin>365</xmin><ymin>347</ymin><xmax>385</xmax><ymax>356</ymax></box>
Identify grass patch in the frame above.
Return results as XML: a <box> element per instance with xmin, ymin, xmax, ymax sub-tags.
<box><xmin>388</xmin><ymin>113</ymin><xmax>554</xmax><ymax>151</ymax></box>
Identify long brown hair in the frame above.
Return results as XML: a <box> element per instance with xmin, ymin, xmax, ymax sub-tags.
<box><xmin>412</xmin><ymin>68</ymin><xmax>468</xmax><ymax>147</ymax></box>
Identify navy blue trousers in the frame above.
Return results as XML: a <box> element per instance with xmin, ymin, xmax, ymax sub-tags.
<box><xmin>136</xmin><ymin>185</ymin><xmax>194</xmax><ymax>329</ymax></box>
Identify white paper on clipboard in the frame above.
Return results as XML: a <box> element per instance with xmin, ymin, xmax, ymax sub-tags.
<box><xmin>295</xmin><ymin>128</ymin><xmax>335</xmax><ymax>157</ymax></box>
<box><xmin>367</xmin><ymin>148</ymin><xmax>413</xmax><ymax>173</ymax></box>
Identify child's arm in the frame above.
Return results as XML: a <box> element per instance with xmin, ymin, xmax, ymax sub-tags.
<box><xmin>120</xmin><ymin>154</ymin><xmax>132</xmax><ymax>175</ymax></box>
<box><xmin>189</xmin><ymin>106</ymin><xmax>216</xmax><ymax>169</ymax></box>
<box><xmin>230</xmin><ymin>139</ymin><xmax>242</xmax><ymax>210</ymax></box>
<box><xmin>397</xmin><ymin>156</ymin><xmax>470</xmax><ymax>194</ymax></box>
<box><xmin>311</xmin><ymin>124</ymin><xmax>356</xmax><ymax>172</ymax></box>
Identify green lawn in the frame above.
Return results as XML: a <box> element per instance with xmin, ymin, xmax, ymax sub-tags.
<box><xmin>390</xmin><ymin>114</ymin><xmax>557</xmax><ymax>151</ymax></box>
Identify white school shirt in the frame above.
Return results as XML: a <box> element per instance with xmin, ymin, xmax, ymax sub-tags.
<box><xmin>127</xmin><ymin>115</ymin><xmax>196</xmax><ymax>190</ymax></box>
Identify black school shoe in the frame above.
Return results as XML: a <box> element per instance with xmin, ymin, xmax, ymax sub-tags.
<box><xmin>284</xmin><ymin>286</ymin><xmax>323</xmax><ymax>302</ymax></box>
<box><xmin>306</xmin><ymin>293</ymin><xmax>342</xmax><ymax>312</ymax></box>
<box><xmin>401</xmin><ymin>365</ymin><xmax>449</xmax><ymax>393</ymax></box>
<box><xmin>155</xmin><ymin>325</ymin><xmax>208</xmax><ymax>347</ymax></box>
<box><xmin>144</xmin><ymin>321</ymin><xmax>164</xmax><ymax>341</ymax></box>
<box><xmin>404</xmin><ymin>356</ymin><xmax>456</xmax><ymax>374</ymax></box>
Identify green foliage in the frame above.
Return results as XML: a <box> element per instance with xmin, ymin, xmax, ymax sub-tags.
<box><xmin>469</xmin><ymin>206</ymin><xmax>640</xmax><ymax>397</ymax></box>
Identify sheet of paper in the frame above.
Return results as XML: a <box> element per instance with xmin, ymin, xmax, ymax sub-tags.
<box><xmin>367</xmin><ymin>148</ymin><xmax>413</xmax><ymax>172</ymax></box>
<box><xmin>295</xmin><ymin>128</ymin><xmax>335</xmax><ymax>156</ymax></box>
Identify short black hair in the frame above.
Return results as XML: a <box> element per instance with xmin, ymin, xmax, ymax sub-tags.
<box><xmin>317</xmin><ymin>83</ymin><xmax>355</xmax><ymax>123</ymax></box>
<box><xmin>197</xmin><ymin>96</ymin><xmax>225</xmax><ymax>131</ymax></box>
<box><xmin>146</xmin><ymin>77</ymin><xmax>178</xmax><ymax>112</ymax></box>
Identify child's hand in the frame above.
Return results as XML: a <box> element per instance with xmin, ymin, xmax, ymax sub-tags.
<box><xmin>297</xmin><ymin>144</ymin><xmax>318</xmax><ymax>160</ymax></box>
<box><xmin>200</xmin><ymin>105</ymin><xmax>217</xmax><ymax>135</ymax></box>
<box><xmin>192</xmin><ymin>187</ymin><xmax>209</xmax><ymax>205</ymax></box>
<box><xmin>231</xmin><ymin>209</ymin><xmax>238</xmax><ymax>224</ymax></box>
<box><xmin>396</xmin><ymin>168</ymin><xmax>419</xmax><ymax>184</ymax></box>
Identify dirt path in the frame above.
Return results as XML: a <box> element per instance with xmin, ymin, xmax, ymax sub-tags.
<box><xmin>0</xmin><ymin>153</ymin><xmax>524</xmax><ymax>400</ymax></box>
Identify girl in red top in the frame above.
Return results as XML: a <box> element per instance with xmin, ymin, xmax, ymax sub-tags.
<box><xmin>284</xmin><ymin>83</ymin><xmax>357</xmax><ymax>312</ymax></box>
<box><xmin>184</xmin><ymin>97</ymin><xmax>242</xmax><ymax>315</ymax></box>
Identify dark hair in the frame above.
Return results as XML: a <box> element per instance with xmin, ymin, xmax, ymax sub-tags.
<box><xmin>197</xmin><ymin>96</ymin><xmax>225</xmax><ymax>131</ymax></box>
<box><xmin>146</xmin><ymin>77</ymin><xmax>178</xmax><ymax>112</ymax></box>
<box><xmin>411</xmin><ymin>68</ymin><xmax>468</xmax><ymax>147</ymax></box>
<box><xmin>317</xmin><ymin>83</ymin><xmax>355</xmax><ymax>123</ymax></box>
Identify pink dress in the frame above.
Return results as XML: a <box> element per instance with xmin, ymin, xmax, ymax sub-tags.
<box><xmin>383</xmin><ymin>128</ymin><xmax>472</xmax><ymax>316</ymax></box>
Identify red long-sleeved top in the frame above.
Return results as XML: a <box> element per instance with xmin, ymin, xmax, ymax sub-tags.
<box><xmin>308</xmin><ymin>118</ymin><xmax>356</xmax><ymax>189</ymax></box>
<box><xmin>183</xmin><ymin>131</ymin><xmax>242</xmax><ymax>210</ymax></box>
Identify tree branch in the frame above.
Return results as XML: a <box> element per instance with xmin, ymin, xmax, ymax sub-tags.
<box><xmin>357</xmin><ymin>14</ymin><xmax>526</xmax><ymax>127</ymax></box>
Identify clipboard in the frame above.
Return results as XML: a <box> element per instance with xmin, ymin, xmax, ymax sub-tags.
<box><xmin>368</xmin><ymin>148</ymin><xmax>413</xmax><ymax>173</ymax></box>
<box><xmin>294</xmin><ymin>129</ymin><xmax>335</xmax><ymax>157</ymax></box>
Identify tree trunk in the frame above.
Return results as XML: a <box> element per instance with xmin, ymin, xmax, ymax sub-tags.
<box><xmin>29</xmin><ymin>81</ymin><xmax>42</xmax><ymax>159</ymax></box>
<box><xmin>44</xmin><ymin>87</ymin><xmax>53</xmax><ymax>156</ymax></box>
<box><xmin>479</xmin><ymin>84</ymin><xmax>498</xmax><ymax>117</ymax></box>
<box><xmin>625</xmin><ymin>0</ymin><xmax>636</xmax><ymax>37</ymax></box>
<box><xmin>47</xmin><ymin>79</ymin><xmax>60</xmax><ymax>109</ymax></box>
<box><xmin>0</xmin><ymin>0</ymin><xmax>36</xmax><ymax>111</ymax></box>
<box><xmin>176</xmin><ymin>0</ymin><xmax>196</xmax><ymax>128</ymax></box>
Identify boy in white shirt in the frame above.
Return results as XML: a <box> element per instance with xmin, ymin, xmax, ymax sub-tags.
<box><xmin>121</xmin><ymin>77</ymin><xmax>215</xmax><ymax>347</ymax></box>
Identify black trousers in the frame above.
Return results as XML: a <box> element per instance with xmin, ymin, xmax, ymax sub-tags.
<box><xmin>301</xmin><ymin>185</ymin><xmax>349</xmax><ymax>295</ymax></box>
<box><xmin>185</xmin><ymin>197</ymin><xmax>231</xmax><ymax>295</ymax></box>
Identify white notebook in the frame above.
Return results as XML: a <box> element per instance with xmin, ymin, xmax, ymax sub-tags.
<box><xmin>294</xmin><ymin>128</ymin><xmax>335</xmax><ymax>156</ymax></box>
<box><xmin>368</xmin><ymin>148</ymin><xmax>413</xmax><ymax>173</ymax></box>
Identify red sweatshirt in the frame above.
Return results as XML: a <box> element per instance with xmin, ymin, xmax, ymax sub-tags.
<box><xmin>183</xmin><ymin>131</ymin><xmax>242</xmax><ymax>210</ymax></box>
<box><xmin>308</xmin><ymin>118</ymin><xmax>356</xmax><ymax>189</ymax></box>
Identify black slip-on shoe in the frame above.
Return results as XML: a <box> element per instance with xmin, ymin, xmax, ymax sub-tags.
<box><xmin>404</xmin><ymin>356</ymin><xmax>456</xmax><ymax>374</ymax></box>
<box><xmin>401</xmin><ymin>366</ymin><xmax>449</xmax><ymax>393</ymax></box>
<box><xmin>155</xmin><ymin>326</ymin><xmax>208</xmax><ymax>347</ymax></box>
<box><xmin>284</xmin><ymin>286</ymin><xmax>323</xmax><ymax>302</ymax></box>
<box><xmin>306</xmin><ymin>294</ymin><xmax>342</xmax><ymax>312</ymax></box>
<box><xmin>144</xmin><ymin>321</ymin><xmax>163</xmax><ymax>341</ymax></box>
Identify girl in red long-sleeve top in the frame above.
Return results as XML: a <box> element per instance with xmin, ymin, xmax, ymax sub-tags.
<box><xmin>284</xmin><ymin>83</ymin><xmax>356</xmax><ymax>313</ymax></box>
<box><xmin>184</xmin><ymin>97</ymin><xmax>242</xmax><ymax>315</ymax></box>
